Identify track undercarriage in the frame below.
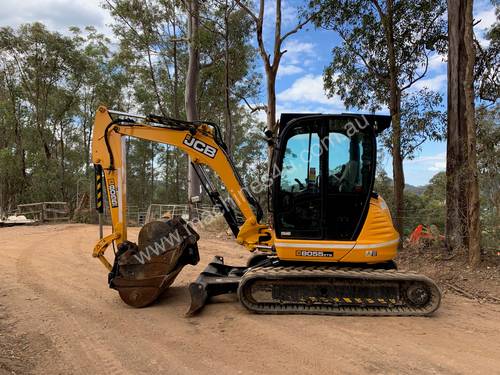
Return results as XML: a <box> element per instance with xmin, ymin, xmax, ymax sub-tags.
<box><xmin>187</xmin><ymin>256</ymin><xmax>441</xmax><ymax>316</ymax></box>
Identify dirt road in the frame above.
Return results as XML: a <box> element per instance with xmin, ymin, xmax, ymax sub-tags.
<box><xmin>1</xmin><ymin>224</ymin><xmax>499</xmax><ymax>375</ymax></box>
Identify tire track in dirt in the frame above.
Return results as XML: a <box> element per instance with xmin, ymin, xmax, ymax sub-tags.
<box><xmin>14</xmin><ymin>235</ymin><xmax>115</xmax><ymax>374</ymax></box>
<box><xmin>1</xmin><ymin>224</ymin><xmax>500</xmax><ymax>375</ymax></box>
<box><xmin>11</xmin><ymin>226</ymin><xmax>249</xmax><ymax>374</ymax></box>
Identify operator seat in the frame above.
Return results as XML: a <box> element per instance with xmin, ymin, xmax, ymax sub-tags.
<box><xmin>339</xmin><ymin>160</ymin><xmax>359</xmax><ymax>192</ymax></box>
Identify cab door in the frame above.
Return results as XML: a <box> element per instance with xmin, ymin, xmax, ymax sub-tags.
<box><xmin>325</xmin><ymin>122</ymin><xmax>375</xmax><ymax>240</ymax></box>
<box><xmin>274</xmin><ymin>122</ymin><xmax>323</xmax><ymax>239</ymax></box>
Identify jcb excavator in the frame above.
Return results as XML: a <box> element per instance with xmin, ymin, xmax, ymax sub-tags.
<box><xmin>92</xmin><ymin>106</ymin><xmax>441</xmax><ymax>316</ymax></box>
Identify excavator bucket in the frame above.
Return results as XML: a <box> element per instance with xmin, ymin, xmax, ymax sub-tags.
<box><xmin>108</xmin><ymin>217</ymin><xmax>200</xmax><ymax>307</ymax></box>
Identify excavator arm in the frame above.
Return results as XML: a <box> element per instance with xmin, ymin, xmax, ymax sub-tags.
<box><xmin>92</xmin><ymin>106</ymin><xmax>272</xmax><ymax>272</ymax></box>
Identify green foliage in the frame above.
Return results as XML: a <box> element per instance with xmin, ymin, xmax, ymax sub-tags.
<box><xmin>380</xmin><ymin>89</ymin><xmax>446</xmax><ymax>160</ymax></box>
<box><xmin>196</xmin><ymin>1</ymin><xmax>260</xmax><ymax>133</ymax></box>
<box><xmin>375</xmin><ymin>170</ymin><xmax>446</xmax><ymax>236</ymax></box>
<box><xmin>101</xmin><ymin>0</ymin><xmax>263</xmax><ymax>211</ymax></box>
<box><xmin>419</xmin><ymin>172</ymin><xmax>446</xmax><ymax>231</ymax></box>
<box><xmin>475</xmin><ymin>1</ymin><xmax>500</xmax><ymax>102</ymax></box>
<box><xmin>374</xmin><ymin>168</ymin><xmax>394</xmax><ymax>208</ymax></box>
<box><xmin>0</xmin><ymin>5</ymin><xmax>264</xmax><ymax>215</ymax></box>
<box><xmin>310</xmin><ymin>0</ymin><xmax>447</xmax><ymax>111</ymax></box>
<box><xmin>310</xmin><ymin>0</ymin><xmax>447</xmax><ymax>235</ymax></box>
<box><xmin>476</xmin><ymin>104</ymin><xmax>500</xmax><ymax>253</ymax></box>
<box><xmin>0</xmin><ymin>23</ymin><xmax>128</xmax><ymax>213</ymax></box>
<box><xmin>309</xmin><ymin>0</ymin><xmax>447</xmax><ymax>171</ymax></box>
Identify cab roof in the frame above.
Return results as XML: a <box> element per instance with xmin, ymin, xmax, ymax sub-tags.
<box><xmin>278</xmin><ymin>113</ymin><xmax>392</xmax><ymax>135</ymax></box>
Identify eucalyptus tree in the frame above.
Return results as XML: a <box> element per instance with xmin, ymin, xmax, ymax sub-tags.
<box><xmin>0</xmin><ymin>23</ymin><xmax>88</xmax><ymax>205</ymax></box>
<box><xmin>71</xmin><ymin>26</ymin><xmax>127</xmax><ymax>174</ymax></box>
<box><xmin>235</xmin><ymin>0</ymin><xmax>315</xmax><ymax>158</ymax></box>
<box><xmin>379</xmin><ymin>89</ymin><xmax>445</xmax><ymax>165</ymax></box>
<box><xmin>476</xmin><ymin>104</ymin><xmax>500</xmax><ymax>254</ymax></box>
<box><xmin>447</xmin><ymin>0</ymin><xmax>481</xmax><ymax>265</ymax></box>
<box><xmin>104</xmin><ymin>0</ymin><xmax>260</xmax><ymax>209</ymax></box>
<box><xmin>197</xmin><ymin>0</ymin><xmax>259</xmax><ymax>151</ymax></box>
<box><xmin>310</xmin><ymin>0</ymin><xmax>446</xmax><ymax>237</ymax></box>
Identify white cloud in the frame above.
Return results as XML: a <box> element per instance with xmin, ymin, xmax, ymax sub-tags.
<box><xmin>277</xmin><ymin>74</ymin><xmax>345</xmax><ymax>108</ymax></box>
<box><xmin>474</xmin><ymin>0</ymin><xmax>498</xmax><ymax>46</ymax></box>
<box><xmin>278</xmin><ymin>64</ymin><xmax>304</xmax><ymax>77</ymax></box>
<box><xmin>277</xmin><ymin>104</ymin><xmax>329</xmax><ymax>115</ymax></box>
<box><xmin>428</xmin><ymin>161</ymin><xmax>446</xmax><ymax>172</ymax></box>
<box><xmin>281</xmin><ymin>40</ymin><xmax>316</xmax><ymax>64</ymax></box>
<box><xmin>475</xmin><ymin>8</ymin><xmax>497</xmax><ymax>31</ymax></box>
<box><xmin>384</xmin><ymin>150</ymin><xmax>448</xmax><ymax>186</ymax></box>
<box><xmin>276</xmin><ymin>40</ymin><xmax>317</xmax><ymax>78</ymax></box>
<box><xmin>405</xmin><ymin>152</ymin><xmax>446</xmax><ymax>172</ymax></box>
<box><xmin>411</xmin><ymin>74</ymin><xmax>447</xmax><ymax>91</ymax></box>
<box><xmin>264</xmin><ymin>0</ymin><xmax>298</xmax><ymax>26</ymax></box>
<box><xmin>0</xmin><ymin>0</ymin><xmax>114</xmax><ymax>39</ymax></box>
<box><xmin>250</xmin><ymin>103</ymin><xmax>329</xmax><ymax>125</ymax></box>
<box><xmin>254</xmin><ymin>109</ymin><xmax>268</xmax><ymax>123</ymax></box>
<box><xmin>282</xmin><ymin>40</ymin><xmax>315</xmax><ymax>55</ymax></box>
<box><xmin>427</xmin><ymin>53</ymin><xmax>446</xmax><ymax>73</ymax></box>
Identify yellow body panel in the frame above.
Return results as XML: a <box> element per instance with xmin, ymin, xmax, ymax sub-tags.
<box><xmin>274</xmin><ymin>197</ymin><xmax>399</xmax><ymax>263</ymax></box>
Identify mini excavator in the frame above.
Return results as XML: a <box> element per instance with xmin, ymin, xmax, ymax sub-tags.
<box><xmin>92</xmin><ymin>106</ymin><xmax>441</xmax><ymax>316</ymax></box>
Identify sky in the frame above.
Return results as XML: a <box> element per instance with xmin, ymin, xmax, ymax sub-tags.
<box><xmin>1</xmin><ymin>0</ymin><xmax>497</xmax><ymax>186</ymax></box>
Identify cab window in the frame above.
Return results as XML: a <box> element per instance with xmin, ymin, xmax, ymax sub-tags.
<box><xmin>276</xmin><ymin>126</ymin><xmax>322</xmax><ymax>239</ymax></box>
<box><xmin>280</xmin><ymin>133</ymin><xmax>320</xmax><ymax>193</ymax></box>
<box><xmin>328</xmin><ymin>133</ymin><xmax>365</xmax><ymax>193</ymax></box>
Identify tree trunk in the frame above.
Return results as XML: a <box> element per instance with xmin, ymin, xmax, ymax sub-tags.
<box><xmin>266</xmin><ymin>69</ymin><xmax>277</xmax><ymax>160</ymax></box>
<box><xmin>175</xmin><ymin>152</ymin><xmax>181</xmax><ymax>203</ymax></box>
<box><xmin>171</xmin><ymin>6</ymin><xmax>180</xmax><ymax>203</ymax></box>
<box><xmin>446</xmin><ymin>0</ymin><xmax>469</xmax><ymax>254</ymax></box>
<box><xmin>150</xmin><ymin>143</ymin><xmax>155</xmax><ymax>205</ymax></box>
<box><xmin>384</xmin><ymin>1</ymin><xmax>405</xmax><ymax>241</ymax></box>
<box><xmin>172</xmin><ymin>4</ymin><xmax>180</xmax><ymax>119</ymax></box>
<box><xmin>223</xmin><ymin>0</ymin><xmax>234</xmax><ymax>154</ymax></box>
<box><xmin>164</xmin><ymin>146</ymin><xmax>170</xmax><ymax>198</ymax></box>
<box><xmin>391</xmin><ymin>108</ymin><xmax>405</xmax><ymax>239</ymax></box>
<box><xmin>59</xmin><ymin>123</ymin><xmax>66</xmax><ymax>202</ymax></box>
<box><xmin>185</xmin><ymin>0</ymin><xmax>202</xmax><ymax>217</ymax></box>
<box><xmin>9</xmin><ymin>93</ymin><xmax>27</xmax><ymax>180</ymax></box>
<box><xmin>464</xmin><ymin>0</ymin><xmax>481</xmax><ymax>266</ymax></box>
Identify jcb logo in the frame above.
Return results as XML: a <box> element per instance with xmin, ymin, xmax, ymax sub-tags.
<box><xmin>183</xmin><ymin>135</ymin><xmax>217</xmax><ymax>158</ymax></box>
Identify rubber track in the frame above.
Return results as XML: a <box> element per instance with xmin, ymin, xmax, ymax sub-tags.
<box><xmin>238</xmin><ymin>265</ymin><xmax>441</xmax><ymax>316</ymax></box>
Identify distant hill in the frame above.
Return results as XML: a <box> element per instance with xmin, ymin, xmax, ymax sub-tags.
<box><xmin>376</xmin><ymin>174</ymin><xmax>428</xmax><ymax>195</ymax></box>
<box><xmin>405</xmin><ymin>184</ymin><xmax>427</xmax><ymax>195</ymax></box>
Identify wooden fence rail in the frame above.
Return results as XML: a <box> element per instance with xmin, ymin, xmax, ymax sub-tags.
<box><xmin>16</xmin><ymin>202</ymin><xmax>70</xmax><ymax>222</ymax></box>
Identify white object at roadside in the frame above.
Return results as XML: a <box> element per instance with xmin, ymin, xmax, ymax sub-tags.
<box><xmin>1</xmin><ymin>215</ymin><xmax>36</xmax><ymax>224</ymax></box>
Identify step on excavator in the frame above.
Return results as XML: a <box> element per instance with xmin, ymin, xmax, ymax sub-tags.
<box><xmin>91</xmin><ymin>107</ymin><xmax>441</xmax><ymax>316</ymax></box>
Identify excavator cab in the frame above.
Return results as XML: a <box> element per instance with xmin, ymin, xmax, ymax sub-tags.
<box><xmin>272</xmin><ymin>114</ymin><xmax>388</xmax><ymax>242</ymax></box>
